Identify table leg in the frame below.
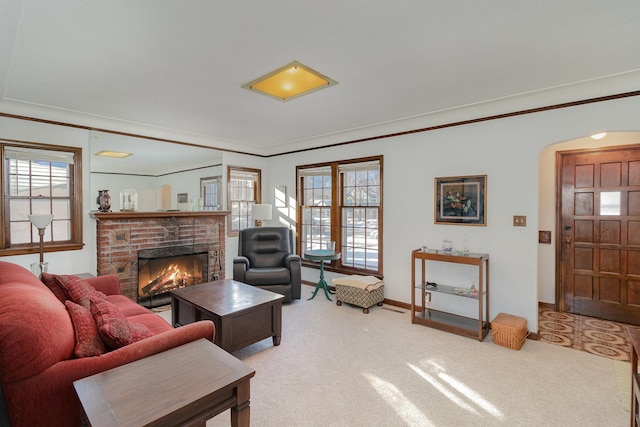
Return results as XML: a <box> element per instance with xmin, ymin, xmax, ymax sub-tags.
<box><xmin>231</xmin><ymin>381</ymin><xmax>251</xmax><ymax>427</ymax></box>
<box><xmin>308</xmin><ymin>261</ymin><xmax>333</xmax><ymax>301</ymax></box>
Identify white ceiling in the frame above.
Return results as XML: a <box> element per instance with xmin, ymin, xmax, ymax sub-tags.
<box><xmin>1</xmin><ymin>0</ymin><xmax>640</xmax><ymax>157</ymax></box>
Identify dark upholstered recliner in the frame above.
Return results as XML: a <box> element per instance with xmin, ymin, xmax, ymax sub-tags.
<box><xmin>233</xmin><ymin>227</ymin><xmax>301</xmax><ymax>302</ymax></box>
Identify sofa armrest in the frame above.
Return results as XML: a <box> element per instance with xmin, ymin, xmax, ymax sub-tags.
<box><xmin>233</xmin><ymin>256</ymin><xmax>250</xmax><ymax>282</ymax></box>
<box><xmin>285</xmin><ymin>254</ymin><xmax>302</xmax><ymax>299</ymax></box>
<box><xmin>285</xmin><ymin>254</ymin><xmax>301</xmax><ymax>275</ymax></box>
<box><xmin>54</xmin><ymin>320</ymin><xmax>214</xmax><ymax>379</ymax></box>
<box><xmin>85</xmin><ymin>274</ymin><xmax>122</xmax><ymax>296</ymax></box>
<box><xmin>9</xmin><ymin>321</ymin><xmax>215</xmax><ymax>427</ymax></box>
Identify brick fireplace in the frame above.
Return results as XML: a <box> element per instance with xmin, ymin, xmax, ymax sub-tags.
<box><xmin>91</xmin><ymin>211</ymin><xmax>228</xmax><ymax>301</ymax></box>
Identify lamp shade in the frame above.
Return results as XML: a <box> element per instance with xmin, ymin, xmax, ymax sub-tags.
<box><xmin>28</xmin><ymin>214</ymin><xmax>54</xmax><ymax>229</ymax></box>
<box><xmin>252</xmin><ymin>204</ymin><xmax>272</xmax><ymax>221</ymax></box>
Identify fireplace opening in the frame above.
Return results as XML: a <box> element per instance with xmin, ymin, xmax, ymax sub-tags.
<box><xmin>137</xmin><ymin>244</ymin><xmax>209</xmax><ymax>308</ymax></box>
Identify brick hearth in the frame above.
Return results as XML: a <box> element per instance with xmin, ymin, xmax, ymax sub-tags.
<box><xmin>91</xmin><ymin>211</ymin><xmax>228</xmax><ymax>301</ymax></box>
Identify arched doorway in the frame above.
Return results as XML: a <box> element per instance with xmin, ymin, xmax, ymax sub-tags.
<box><xmin>538</xmin><ymin>132</ymin><xmax>640</xmax><ymax>324</ymax></box>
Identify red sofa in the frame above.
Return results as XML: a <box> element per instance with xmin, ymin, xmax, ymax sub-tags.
<box><xmin>0</xmin><ymin>261</ymin><xmax>215</xmax><ymax>427</ymax></box>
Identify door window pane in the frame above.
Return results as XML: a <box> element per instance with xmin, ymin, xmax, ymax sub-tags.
<box><xmin>600</xmin><ymin>191</ymin><xmax>621</xmax><ymax>216</ymax></box>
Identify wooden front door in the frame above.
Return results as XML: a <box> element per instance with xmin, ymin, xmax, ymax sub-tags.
<box><xmin>559</xmin><ymin>145</ymin><xmax>640</xmax><ymax>324</ymax></box>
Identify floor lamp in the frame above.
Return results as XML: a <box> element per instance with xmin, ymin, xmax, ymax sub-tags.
<box><xmin>252</xmin><ymin>204</ymin><xmax>272</xmax><ymax>227</ymax></box>
<box><xmin>28</xmin><ymin>214</ymin><xmax>54</xmax><ymax>277</ymax></box>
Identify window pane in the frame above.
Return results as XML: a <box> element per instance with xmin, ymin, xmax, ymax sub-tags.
<box><xmin>9</xmin><ymin>199</ymin><xmax>29</xmax><ymax>221</ymax></box>
<box><xmin>32</xmin><ymin>199</ymin><xmax>51</xmax><ymax>215</ymax></box>
<box><xmin>300</xmin><ymin>171</ymin><xmax>332</xmax><ymax>252</ymax></box>
<box><xmin>52</xmin><ymin>219</ymin><xmax>71</xmax><ymax>241</ymax></box>
<box><xmin>600</xmin><ymin>191</ymin><xmax>621</xmax><ymax>216</ymax></box>
<box><xmin>52</xmin><ymin>199</ymin><xmax>71</xmax><ymax>220</ymax></box>
<box><xmin>340</xmin><ymin>162</ymin><xmax>380</xmax><ymax>270</ymax></box>
<box><xmin>11</xmin><ymin>222</ymin><xmax>31</xmax><ymax>244</ymax></box>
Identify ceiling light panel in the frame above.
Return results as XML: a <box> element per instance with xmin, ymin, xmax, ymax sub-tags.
<box><xmin>95</xmin><ymin>150</ymin><xmax>133</xmax><ymax>158</ymax></box>
<box><xmin>242</xmin><ymin>61</ymin><xmax>337</xmax><ymax>102</ymax></box>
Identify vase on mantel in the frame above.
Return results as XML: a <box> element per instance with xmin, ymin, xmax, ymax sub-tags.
<box><xmin>99</xmin><ymin>190</ymin><xmax>111</xmax><ymax>212</ymax></box>
<box><xmin>96</xmin><ymin>190</ymin><xmax>104</xmax><ymax>210</ymax></box>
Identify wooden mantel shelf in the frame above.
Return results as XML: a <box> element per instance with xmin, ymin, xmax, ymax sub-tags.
<box><xmin>89</xmin><ymin>210</ymin><xmax>230</xmax><ymax>220</ymax></box>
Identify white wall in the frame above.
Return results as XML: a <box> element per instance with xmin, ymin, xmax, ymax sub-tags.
<box><xmin>263</xmin><ymin>96</ymin><xmax>640</xmax><ymax>332</ymax></box>
<box><xmin>2</xmin><ymin>95</ymin><xmax>639</xmax><ymax>333</ymax></box>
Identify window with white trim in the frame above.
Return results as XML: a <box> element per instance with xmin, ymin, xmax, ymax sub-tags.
<box><xmin>1</xmin><ymin>141</ymin><xmax>82</xmax><ymax>255</ymax></box>
<box><xmin>227</xmin><ymin>166</ymin><xmax>261</xmax><ymax>234</ymax></box>
<box><xmin>297</xmin><ymin>156</ymin><xmax>382</xmax><ymax>275</ymax></box>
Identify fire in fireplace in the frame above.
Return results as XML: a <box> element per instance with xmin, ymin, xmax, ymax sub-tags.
<box><xmin>137</xmin><ymin>244</ymin><xmax>209</xmax><ymax>308</ymax></box>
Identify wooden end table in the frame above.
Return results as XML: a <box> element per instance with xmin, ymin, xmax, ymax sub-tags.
<box><xmin>171</xmin><ymin>279</ymin><xmax>284</xmax><ymax>352</ymax></box>
<box><xmin>73</xmin><ymin>338</ymin><xmax>255</xmax><ymax>427</ymax></box>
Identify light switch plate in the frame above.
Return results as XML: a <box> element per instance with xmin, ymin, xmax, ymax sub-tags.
<box><xmin>513</xmin><ymin>215</ymin><xmax>527</xmax><ymax>227</ymax></box>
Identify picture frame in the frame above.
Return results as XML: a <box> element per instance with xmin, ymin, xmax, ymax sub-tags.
<box><xmin>177</xmin><ymin>193</ymin><xmax>189</xmax><ymax>204</ymax></box>
<box><xmin>434</xmin><ymin>175</ymin><xmax>487</xmax><ymax>225</ymax></box>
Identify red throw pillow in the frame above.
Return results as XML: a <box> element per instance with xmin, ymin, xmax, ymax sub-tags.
<box><xmin>54</xmin><ymin>274</ymin><xmax>107</xmax><ymax>308</ymax></box>
<box><xmin>40</xmin><ymin>272</ymin><xmax>68</xmax><ymax>303</ymax></box>
<box><xmin>89</xmin><ymin>296</ymin><xmax>153</xmax><ymax>349</ymax></box>
<box><xmin>65</xmin><ymin>300</ymin><xmax>108</xmax><ymax>357</ymax></box>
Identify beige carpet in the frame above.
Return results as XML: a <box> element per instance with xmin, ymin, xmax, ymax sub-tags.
<box><xmin>615</xmin><ymin>360</ymin><xmax>632</xmax><ymax>413</ymax></box>
<box><xmin>157</xmin><ymin>296</ymin><xmax>628</xmax><ymax>426</ymax></box>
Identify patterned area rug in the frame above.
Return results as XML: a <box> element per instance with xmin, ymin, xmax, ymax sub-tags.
<box><xmin>538</xmin><ymin>308</ymin><xmax>632</xmax><ymax>361</ymax></box>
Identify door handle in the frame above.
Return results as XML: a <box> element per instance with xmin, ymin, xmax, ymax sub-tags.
<box><xmin>565</xmin><ymin>235</ymin><xmax>572</xmax><ymax>246</ymax></box>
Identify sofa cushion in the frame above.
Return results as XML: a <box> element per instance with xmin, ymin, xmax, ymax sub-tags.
<box><xmin>54</xmin><ymin>274</ymin><xmax>107</xmax><ymax>308</ymax></box>
<box><xmin>127</xmin><ymin>313</ymin><xmax>175</xmax><ymax>335</ymax></box>
<box><xmin>64</xmin><ymin>300</ymin><xmax>107</xmax><ymax>357</ymax></box>
<box><xmin>105</xmin><ymin>295</ymin><xmax>153</xmax><ymax>317</ymax></box>
<box><xmin>245</xmin><ymin>267</ymin><xmax>290</xmax><ymax>285</ymax></box>
<box><xmin>40</xmin><ymin>272</ymin><xmax>68</xmax><ymax>303</ymax></box>
<box><xmin>89</xmin><ymin>296</ymin><xmax>153</xmax><ymax>349</ymax></box>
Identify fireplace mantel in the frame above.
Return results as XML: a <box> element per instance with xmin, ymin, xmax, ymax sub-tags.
<box><xmin>91</xmin><ymin>210</ymin><xmax>228</xmax><ymax>301</ymax></box>
<box><xmin>90</xmin><ymin>210</ymin><xmax>230</xmax><ymax>220</ymax></box>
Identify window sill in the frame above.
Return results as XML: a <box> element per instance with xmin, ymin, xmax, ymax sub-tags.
<box><xmin>301</xmin><ymin>259</ymin><xmax>382</xmax><ymax>279</ymax></box>
<box><xmin>0</xmin><ymin>242</ymin><xmax>85</xmax><ymax>257</ymax></box>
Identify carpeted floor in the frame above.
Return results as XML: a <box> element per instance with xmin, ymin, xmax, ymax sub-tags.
<box><xmin>614</xmin><ymin>360</ymin><xmax>632</xmax><ymax>413</ymax></box>
<box><xmin>156</xmin><ymin>298</ymin><xmax>628</xmax><ymax>426</ymax></box>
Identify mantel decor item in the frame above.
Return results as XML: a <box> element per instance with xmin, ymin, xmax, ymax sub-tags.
<box><xmin>28</xmin><ymin>213</ymin><xmax>54</xmax><ymax>277</ymax></box>
<box><xmin>120</xmin><ymin>188</ymin><xmax>138</xmax><ymax>211</ymax></box>
<box><xmin>434</xmin><ymin>175</ymin><xmax>487</xmax><ymax>225</ymax></box>
<box><xmin>98</xmin><ymin>189</ymin><xmax>111</xmax><ymax>212</ymax></box>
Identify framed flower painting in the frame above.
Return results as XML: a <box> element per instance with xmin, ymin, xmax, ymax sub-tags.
<box><xmin>434</xmin><ymin>175</ymin><xmax>487</xmax><ymax>225</ymax></box>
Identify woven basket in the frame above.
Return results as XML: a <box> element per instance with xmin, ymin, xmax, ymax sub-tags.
<box><xmin>491</xmin><ymin>313</ymin><xmax>528</xmax><ymax>350</ymax></box>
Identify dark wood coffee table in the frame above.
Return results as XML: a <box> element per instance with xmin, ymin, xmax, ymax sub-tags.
<box><xmin>171</xmin><ymin>279</ymin><xmax>284</xmax><ymax>352</ymax></box>
<box><xmin>73</xmin><ymin>338</ymin><xmax>255</xmax><ymax>427</ymax></box>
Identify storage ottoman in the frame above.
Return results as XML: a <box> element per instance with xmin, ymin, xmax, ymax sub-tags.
<box><xmin>491</xmin><ymin>313</ymin><xmax>529</xmax><ymax>350</ymax></box>
<box><xmin>332</xmin><ymin>276</ymin><xmax>384</xmax><ymax>314</ymax></box>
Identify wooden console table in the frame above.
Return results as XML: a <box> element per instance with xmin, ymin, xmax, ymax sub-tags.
<box><xmin>411</xmin><ymin>249</ymin><xmax>490</xmax><ymax>341</ymax></box>
<box><xmin>73</xmin><ymin>339</ymin><xmax>255</xmax><ymax>427</ymax></box>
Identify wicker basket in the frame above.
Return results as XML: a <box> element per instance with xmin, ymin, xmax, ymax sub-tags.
<box><xmin>491</xmin><ymin>313</ymin><xmax>528</xmax><ymax>350</ymax></box>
